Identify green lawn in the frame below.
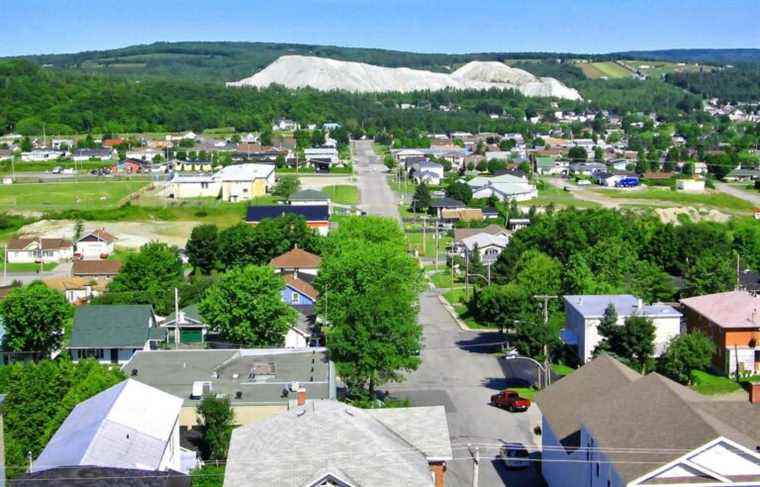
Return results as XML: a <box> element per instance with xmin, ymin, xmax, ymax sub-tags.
<box><xmin>405</xmin><ymin>230</ymin><xmax>451</xmax><ymax>258</ymax></box>
<box><xmin>591</xmin><ymin>187</ymin><xmax>754</xmax><ymax>212</ymax></box>
<box><xmin>551</xmin><ymin>363</ymin><xmax>575</xmax><ymax>376</ymax></box>
<box><xmin>691</xmin><ymin>370</ymin><xmax>743</xmax><ymax>395</ymax></box>
<box><xmin>430</xmin><ymin>270</ymin><xmax>462</xmax><ymax>288</ymax></box>
<box><xmin>0</xmin><ymin>180</ymin><xmax>149</xmax><ymax>211</ymax></box>
<box><xmin>520</xmin><ymin>184</ymin><xmax>600</xmax><ymax>208</ymax></box>
<box><xmin>0</xmin><ymin>252</ymin><xmax>57</xmax><ymax>272</ymax></box>
<box><xmin>510</xmin><ymin>387</ymin><xmax>538</xmax><ymax>400</ymax></box>
<box><xmin>322</xmin><ymin>185</ymin><xmax>360</xmax><ymax>205</ymax></box>
<box><xmin>578</xmin><ymin>61</ymin><xmax>632</xmax><ymax>79</ymax></box>
<box><xmin>0</xmin><ymin>159</ymin><xmax>114</xmax><ymax>174</ymax></box>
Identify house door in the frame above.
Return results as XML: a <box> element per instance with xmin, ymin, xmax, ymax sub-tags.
<box><xmin>110</xmin><ymin>349</ymin><xmax>118</xmax><ymax>364</ymax></box>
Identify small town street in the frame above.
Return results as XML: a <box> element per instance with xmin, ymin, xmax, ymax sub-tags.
<box><xmin>353</xmin><ymin>140</ymin><xmax>544</xmax><ymax>487</ymax></box>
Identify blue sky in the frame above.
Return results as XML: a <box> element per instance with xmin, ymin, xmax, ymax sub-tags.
<box><xmin>1</xmin><ymin>0</ymin><xmax>759</xmax><ymax>56</ymax></box>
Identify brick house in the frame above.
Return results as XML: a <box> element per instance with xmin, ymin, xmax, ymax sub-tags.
<box><xmin>680</xmin><ymin>290</ymin><xmax>760</xmax><ymax>375</ymax></box>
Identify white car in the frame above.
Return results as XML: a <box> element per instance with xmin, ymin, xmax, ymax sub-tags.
<box><xmin>500</xmin><ymin>442</ymin><xmax>530</xmax><ymax>469</ymax></box>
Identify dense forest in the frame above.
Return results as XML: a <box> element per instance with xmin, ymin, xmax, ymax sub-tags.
<box><xmin>666</xmin><ymin>64</ymin><xmax>760</xmax><ymax>102</ymax></box>
<box><xmin>0</xmin><ymin>59</ymin><xmax>709</xmax><ymax>136</ymax></box>
<box><xmin>614</xmin><ymin>48</ymin><xmax>760</xmax><ymax>65</ymax></box>
<box><xmin>11</xmin><ymin>41</ymin><xmax>588</xmax><ymax>83</ymax></box>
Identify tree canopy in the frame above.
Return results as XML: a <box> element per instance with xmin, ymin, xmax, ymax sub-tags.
<box><xmin>1</xmin><ymin>282</ymin><xmax>72</xmax><ymax>354</ymax></box>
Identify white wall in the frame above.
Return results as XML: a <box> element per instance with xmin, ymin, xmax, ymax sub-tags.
<box><xmin>158</xmin><ymin>417</ymin><xmax>183</xmax><ymax>472</ymax></box>
<box><xmin>285</xmin><ymin>329</ymin><xmax>308</xmax><ymax>348</ymax></box>
<box><xmin>76</xmin><ymin>241</ymin><xmax>113</xmax><ymax>259</ymax></box>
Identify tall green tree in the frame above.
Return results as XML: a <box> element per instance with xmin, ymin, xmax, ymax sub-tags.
<box><xmin>1</xmin><ymin>282</ymin><xmax>72</xmax><ymax>354</ymax></box>
<box><xmin>593</xmin><ymin>304</ymin><xmax>618</xmax><ymax>356</ymax></box>
<box><xmin>272</xmin><ymin>175</ymin><xmax>300</xmax><ymax>198</ymax></box>
<box><xmin>445</xmin><ymin>181</ymin><xmax>472</xmax><ymax>204</ymax></box>
<box><xmin>105</xmin><ymin>242</ymin><xmax>184</xmax><ymax>314</ymax></box>
<box><xmin>598</xmin><ymin>315</ymin><xmax>656</xmax><ymax>373</ymax></box>
<box><xmin>315</xmin><ymin>240</ymin><xmax>423</xmax><ymax>396</ymax></box>
<box><xmin>186</xmin><ymin>224</ymin><xmax>220</xmax><ymax>274</ymax></box>
<box><xmin>197</xmin><ymin>396</ymin><xmax>235</xmax><ymax>461</ymax></box>
<box><xmin>199</xmin><ymin>265</ymin><xmax>296</xmax><ymax>347</ymax></box>
<box><xmin>658</xmin><ymin>332</ymin><xmax>716</xmax><ymax>384</ymax></box>
<box><xmin>412</xmin><ymin>182</ymin><xmax>431</xmax><ymax>212</ymax></box>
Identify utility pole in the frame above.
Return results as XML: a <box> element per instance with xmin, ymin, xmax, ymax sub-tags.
<box><xmin>434</xmin><ymin>219</ymin><xmax>439</xmax><ymax>272</ymax></box>
<box><xmin>533</xmin><ymin>294</ymin><xmax>559</xmax><ymax>387</ymax></box>
<box><xmin>2</xmin><ymin>244</ymin><xmax>6</xmax><ymax>284</ymax></box>
<box><xmin>735</xmin><ymin>253</ymin><xmax>741</xmax><ymax>291</ymax></box>
<box><xmin>174</xmin><ymin>288</ymin><xmax>180</xmax><ymax>347</ymax></box>
<box><xmin>422</xmin><ymin>215</ymin><xmax>427</xmax><ymax>257</ymax></box>
<box><xmin>468</xmin><ymin>444</ymin><xmax>480</xmax><ymax>487</ymax></box>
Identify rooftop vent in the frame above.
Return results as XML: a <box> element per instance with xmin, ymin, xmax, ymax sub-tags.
<box><xmin>131</xmin><ymin>369</ymin><xmax>138</xmax><ymax>377</ymax></box>
<box><xmin>235</xmin><ymin>391</ymin><xmax>243</xmax><ymax>399</ymax></box>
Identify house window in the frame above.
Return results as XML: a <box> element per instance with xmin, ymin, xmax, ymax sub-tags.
<box><xmin>78</xmin><ymin>349</ymin><xmax>104</xmax><ymax>359</ymax></box>
<box><xmin>201</xmin><ymin>182</ymin><xmax>209</xmax><ymax>189</ymax></box>
<box><xmin>291</xmin><ymin>293</ymin><xmax>300</xmax><ymax>305</ymax></box>
<box><xmin>596</xmin><ymin>463</ymin><xmax>600</xmax><ymax>477</ymax></box>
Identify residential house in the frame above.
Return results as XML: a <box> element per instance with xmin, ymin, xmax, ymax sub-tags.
<box><xmin>160</xmin><ymin>304</ymin><xmax>207</xmax><ymax>345</ymax></box>
<box><xmin>467</xmin><ymin>174</ymin><xmax>538</xmax><ymax>202</ymax></box>
<box><xmin>125</xmin><ymin>148</ymin><xmax>162</xmax><ymax>162</ymax></box>
<box><xmin>12</xmin><ymin>467</ymin><xmax>190</xmax><ymax>487</ymax></box>
<box><xmin>507</xmin><ymin>218</ymin><xmax>530</xmax><ymax>231</ymax></box>
<box><xmin>123</xmin><ymin>348</ymin><xmax>337</xmax><ymax>426</ymax></box>
<box><xmin>569</xmin><ymin>162</ymin><xmax>607</xmax><ymax>176</ymax></box>
<box><xmin>680</xmin><ymin>290</ymin><xmax>760</xmax><ymax>375</ymax></box>
<box><xmin>68</xmin><ymin>305</ymin><xmax>164</xmax><ymax>364</ymax></box>
<box><xmin>233</xmin><ymin>144</ymin><xmax>285</xmax><ymax>163</ymax></box>
<box><xmin>485</xmin><ymin>150</ymin><xmax>511</xmax><ymax>161</ymax></box>
<box><xmin>304</xmin><ymin>147</ymin><xmax>339</xmax><ymax>172</ymax></box>
<box><xmin>168</xmin><ymin>163</ymin><xmax>275</xmax><ymax>201</ymax></box>
<box><xmin>71</xmin><ymin>259</ymin><xmax>122</xmax><ymax>279</ymax></box>
<box><xmin>20</xmin><ymin>149</ymin><xmax>63</xmax><ymax>161</ymax></box>
<box><xmin>289</xmin><ymin>189</ymin><xmax>330</xmax><ymax>208</ymax></box>
<box><xmin>75</xmin><ymin>228</ymin><xmax>115</xmax><ymax>259</ymax></box>
<box><xmin>536</xmin><ymin>355</ymin><xmax>760</xmax><ymax>487</ymax></box>
<box><xmin>111</xmin><ymin>159</ymin><xmax>145</xmax><ymax>174</ymax></box>
<box><xmin>50</xmin><ymin>139</ymin><xmax>74</xmax><ymax>150</ymax></box>
<box><xmin>281</xmin><ymin>275</ymin><xmax>320</xmax><ymax>348</ymax></box>
<box><xmin>440</xmin><ymin>207</ymin><xmax>483</xmax><ymax>223</ymax></box>
<box><xmin>676</xmin><ymin>179</ymin><xmax>705</xmax><ymax>191</ymax></box>
<box><xmin>458</xmin><ymin>232</ymin><xmax>509</xmax><ymax>266</ymax></box>
<box><xmin>427</xmin><ymin>197</ymin><xmax>465</xmax><ymax>219</ymax></box>
<box><xmin>452</xmin><ymin>224</ymin><xmax>509</xmax><ymax>244</ymax></box>
<box><xmin>43</xmin><ymin>276</ymin><xmax>108</xmax><ymax>305</ymax></box>
<box><xmin>535</xmin><ymin>156</ymin><xmax>569</xmax><ymax>176</ymax></box>
<box><xmin>272</xmin><ymin>119</ymin><xmax>299</xmax><ymax>131</ymax></box>
<box><xmin>606</xmin><ymin>158</ymin><xmax>633</xmax><ymax>172</ymax></box>
<box><xmin>6</xmin><ymin>238</ymin><xmax>73</xmax><ymax>264</ymax></box>
<box><xmin>31</xmin><ymin>379</ymin><xmax>196</xmax><ymax>475</ymax></box>
<box><xmin>410</xmin><ymin>160</ymin><xmax>444</xmax><ymax>185</ymax></box>
<box><xmin>562</xmin><ymin>295</ymin><xmax>682</xmax><ymax>363</ymax></box>
<box><xmin>224</xmin><ymin>400</ymin><xmax>453</xmax><ymax>487</ymax></box>
<box><xmin>247</xmin><ymin>205</ymin><xmax>330</xmax><ymax>236</ymax></box>
<box><xmin>101</xmin><ymin>138</ymin><xmax>124</xmax><ymax>148</ymax></box>
<box><xmin>270</xmin><ymin>248</ymin><xmax>321</xmax><ymax>278</ymax></box>
<box><xmin>724</xmin><ymin>168</ymin><xmax>760</xmax><ymax>182</ymax></box>
<box><xmin>72</xmin><ymin>148</ymin><xmax>114</xmax><ymax>161</ymax></box>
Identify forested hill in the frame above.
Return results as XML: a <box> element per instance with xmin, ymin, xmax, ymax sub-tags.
<box><xmin>10</xmin><ymin>41</ymin><xmax>580</xmax><ymax>83</ymax></box>
<box><xmin>613</xmin><ymin>48</ymin><xmax>760</xmax><ymax>65</ymax></box>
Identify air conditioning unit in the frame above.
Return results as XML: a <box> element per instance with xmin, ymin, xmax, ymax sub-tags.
<box><xmin>290</xmin><ymin>381</ymin><xmax>300</xmax><ymax>392</ymax></box>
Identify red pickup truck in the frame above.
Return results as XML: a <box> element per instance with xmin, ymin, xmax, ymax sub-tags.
<box><xmin>490</xmin><ymin>389</ymin><xmax>531</xmax><ymax>412</ymax></box>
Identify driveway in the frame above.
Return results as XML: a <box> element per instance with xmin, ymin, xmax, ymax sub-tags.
<box><xmin>715</xmin><ymin>181</ymin><xmax>760</xmax><ymax>207</ymax></box>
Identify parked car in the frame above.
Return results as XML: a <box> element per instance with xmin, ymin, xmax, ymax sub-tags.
<box><xmin>490</xmin><ymin>389</ymin><xmax>531</xmax><ymax>412</ymax></box>
<box><xmin>500</xmin><ymin>442</ymin><xmax>530</xmax><ymax>469</ymax></box>
<box><xmin>51</xmin><ymin>166</ymin><xmax>63</xmax><ymax>174</ymax></box>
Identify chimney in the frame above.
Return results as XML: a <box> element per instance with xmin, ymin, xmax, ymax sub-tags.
<box><xmin>297</xmin><ymin>387</ymin><xmax>307</xmax><ymax>406</ymax></box>
<box><xmin>750</xmin><ymin>382</ymin><xmax>760</xmax><ymax>405</ymax></box>
<box><xmin>637</xmin><ymin>298</ymin><xmax>643</xmax><ymax>309</ymax></box>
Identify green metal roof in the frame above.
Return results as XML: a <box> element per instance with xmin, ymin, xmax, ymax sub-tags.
<box><xmin>69</xmin><ymin>305</ymin><xmax>155</xmax><ymax>349</ymax></box>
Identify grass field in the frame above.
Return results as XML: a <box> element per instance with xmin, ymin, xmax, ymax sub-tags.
<box><xmin>0</xmin><ymin>180</ymin><xmax>149</xmax><ymax>211</ymax></box>
<box><xmin>405</xmin><ymin>230</ymin><xmax>452</xmax><ymax>258</ymax></box>
<box><xmin>322</xmin><ymin>185</ymin><xmax>360</xmax><ymax>205</ymax></box>
<box><xmin>520</xmin><ymin>184</ymin><xmax>601</xmax><ymax>209</ymax></box>
<box><xmin>591</xmin><ymin>187</ymin><xmax>754</xmax><ymax>212</ymax></box>
<box><xmin>0</xmin><ymin>253</ymin><xmax>58</xmax><ymax>272</ymax></box>
<box><xmin>578</xmin><ymin>61</ymin><xmax>632</xmax><ymax>79</ymax></box>
<box><xmin>691</xmin><ymin>371</ymin><xmax>743</xmax><ymax>396</ymax></box>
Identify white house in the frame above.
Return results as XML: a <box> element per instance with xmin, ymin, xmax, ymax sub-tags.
<box><xmin>467</xmin><ymin>174</ymin><xmax>538</xmax><ymax>202</ymax></box>
<box><xmin>7</xmin><ymin>238</ymin><xmax>73</xmax><ymax>264</ymax></box>
<box><xmin>72</xmin><ymin>148</ymin><xmax>114</xmax><ymax>161</ymax></box>
<box><xmin>562</xmin><ymin>295</ymin><xmax>682</xmax><ymax>363</ymax></box>
<box><xmin>32</xmin><ymin>379</ymin><xmax>197</xmax><ymax>474</ymax></box>
<box><xmin>676</xmin><ymin>179</ymin><xmax>705</xmax><ymax>191</ymax></box>
<box><xmin>21</xmin><ymin>149</ymin><xmax>63</xmax><ymax>161</ymax></box>
<box><xmin>51</xmin><ymin>138</ymin><xmax>74</xmax><ymax>150</ymax></box>
<box><xmin>410</xmin><ymin>160</ymin><xmax>444</xmax><ymax>185</ymax></box>
<box><xmin>75</xmin><ymin>228</ymin><xmax>115</xmax><ymax>259</ymax></box>
<box><xmin>168</xmin><ymin>163</ymin><xmax>275</xmax><ymax>201</ymax></box>
<box><xmin>460</xmin><ymin>232</ymin><xmax>509</xmax><ymax>266</ymax></box>
<box><xmin>272</xmin><ymin>119</ymin><xmax>299</xmax><ymax>131</ymax></box>
<box><xmin>536</xmin><ymin>355</ymin><xmax>760</xmax><ymax>487</ymax></box>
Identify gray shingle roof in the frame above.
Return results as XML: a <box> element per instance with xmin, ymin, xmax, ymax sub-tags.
<box><xmin>580</xmin><ymin>373</ymin><xmax>760</xmax><ymax>483</ymax></box>
<box><xmin>69</xmin><ymin>305</ymin><xmax>156</xmax><ymax>349</ymax></box>
<box><xmin>535</xmin><ymin>354</ymin><xmax>640</xmax><ymax>446</ymax></box>
<box><xmin>564</xmin><ymin>294</ymin><xmax>681</xmax><ymax>319</ymax></box>
<box><xmin>289</xmin><ymin>189</ymin><xmax>329</xmax><ymax>201</ymax></box>
<box><xmin>123</xmin><ymin>349</ymin><xmax>335</xmax><ymax>406</ymax></box>
<box><xmin>224</xmin><ymin>400</ymin><xmax>449</xmax><ymax>487</ymax></box>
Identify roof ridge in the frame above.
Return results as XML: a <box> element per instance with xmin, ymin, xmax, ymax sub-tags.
<box><xmin>79</xmin><ymin>380</ymin><xmax>129</xmax><ymax>465</ymax></box>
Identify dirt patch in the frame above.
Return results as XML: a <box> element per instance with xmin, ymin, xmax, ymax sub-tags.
<box><xmin>16</xmin><ymin>219</ymin><xmax>197</xmax><ymax>249</ymax></box>
<box><xmin>655</xmin><ymin>207</ymin><xmax>731</xmax><ymax>225</ymax></box>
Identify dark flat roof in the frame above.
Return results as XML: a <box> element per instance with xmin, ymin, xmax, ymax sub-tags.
<box><xmin>246</xmin><ymin>205</ymin><xmax>329</xmax><ymax>222</ymax></box>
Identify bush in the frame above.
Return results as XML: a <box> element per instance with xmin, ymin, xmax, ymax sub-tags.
<box><xmin>197</xmin><ymin>396</ymin><xmax>235</xmax><ymax>460</ymax></box>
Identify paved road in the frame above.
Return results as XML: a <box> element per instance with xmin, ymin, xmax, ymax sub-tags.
<box><xmin>352</xmin><ymin>140</ymin><xmax>401</xmax><ymax>221</ymax></box>
<box><xmin>2</xmin><ymin>262</ymin><xmax>72</xmax><ymax>285</ymax></box>
<box><xmin>352</xmin><ymin>142</ymin><xmax>543</xmax><ymax>486</ymax></box>
<box><xmin>715</xmin><ymin>181</ymin><xmax>760</xmax><ymax>207</ymax></box>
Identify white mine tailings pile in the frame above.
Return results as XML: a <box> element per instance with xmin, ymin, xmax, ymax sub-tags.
<box><xmin>227</xmin><ymin>55</ymin><xmax>582</xmax><ymax>100</ymax></box>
